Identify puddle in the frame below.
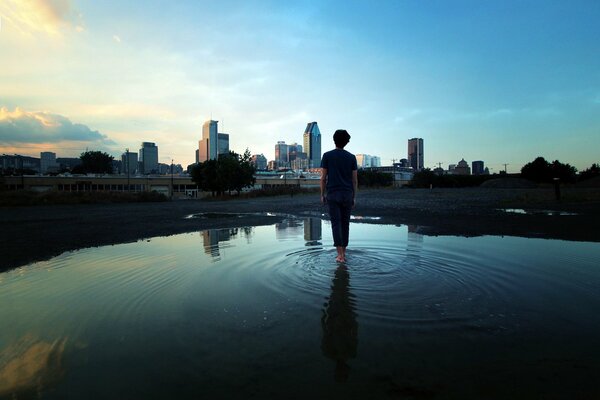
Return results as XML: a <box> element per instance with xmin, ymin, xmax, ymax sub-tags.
<box><xmin>500</xmin><ymin>208</ymin><xmax>578</xmax><ymax>216</ymax></box>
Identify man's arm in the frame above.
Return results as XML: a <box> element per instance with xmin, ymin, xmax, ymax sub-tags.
<box><xmin>352</xmin><ymin>169</ymin><xmax>358</xmax><ymax>206</ymax></box>
<box><xmin>320</xmin><ymin>168</ymin><xmax>328</xmax><ymax>204</ymax></box>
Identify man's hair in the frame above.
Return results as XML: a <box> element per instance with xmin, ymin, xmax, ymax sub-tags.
<box><xmin>333</xmin><ymin>129</ymin><xmax>351</xmax><ymax>148</ymax></box>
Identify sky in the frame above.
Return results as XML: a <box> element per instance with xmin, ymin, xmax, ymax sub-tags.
<box><xmin>0</xmin><ymin>0</ymin><xmax>599</xmax><ymax>173</ymax></box>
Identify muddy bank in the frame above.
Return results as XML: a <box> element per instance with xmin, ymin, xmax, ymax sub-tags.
<box><xmin>1</xmin><ymin>187</ymin><xmax>599</xmax><ymax>271</ymax></box>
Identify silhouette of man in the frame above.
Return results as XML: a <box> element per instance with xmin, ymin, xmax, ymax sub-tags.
<box><xmin>320</xmin><ymin>129</ymin><xmax>358</xmax><ymax>262</ymax></box>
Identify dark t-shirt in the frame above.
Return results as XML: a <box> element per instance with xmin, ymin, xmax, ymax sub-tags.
<box><xmin>320</xmin><ymin>149</ymin><xmax>357</xmax><ymax>194</ymax></box>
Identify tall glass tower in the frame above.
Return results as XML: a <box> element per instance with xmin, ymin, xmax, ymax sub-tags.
<box><xmin>408</xmin><ymin>138</ymin><xmax>424</xmax><ymax>171</ymax></box>
<box><xmin>303</xmin><ymin>121</ymin><xmax>321</xmax><ymax>169</ymax></box>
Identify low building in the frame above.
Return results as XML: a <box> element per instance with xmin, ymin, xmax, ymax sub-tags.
<box><xmin>454</xmin><ymin>159</ymin><xmax>471</xmax><ymax>175</ymax></box>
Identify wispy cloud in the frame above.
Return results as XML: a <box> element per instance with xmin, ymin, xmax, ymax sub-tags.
<box><xmin>112</xmin><ymin>34</ymin><xmax>121</xmax><ymax>43</ymax></box>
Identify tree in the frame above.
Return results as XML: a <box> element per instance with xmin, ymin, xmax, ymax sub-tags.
<box><xmin>579</xmin><ymin>163</ymin><xmax>600</xmax><ymax>182</ymax></box>
<box><xmin>190</xmin><ymin>149</ymin><xmax>256</xmax><ymax>196</ymax></box>
<box><xmin>521</xmin><ymin>157</ymin><xmax>577</xmax><ymax>183</ymax></box>
<box><xmin>357</xmin><ymin>169</ymin><xmax>393</xmax><ymax>187</ymax></box>
<box><xmin>73</xmin><ymin>151</ymin><xmax>114</xmax><ymax>174</ymax></box>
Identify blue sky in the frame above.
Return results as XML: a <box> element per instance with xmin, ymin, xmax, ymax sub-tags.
<box><xmin>1</xmin><ymin>0</ymin><xmax>599</xmax><ymax>172</ymax></box>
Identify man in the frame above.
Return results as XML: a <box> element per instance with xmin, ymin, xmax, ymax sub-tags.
<box><xmin>320</xmin><ymin>129</ymin><xmax>358</xmax><ymax>262</ymax></box>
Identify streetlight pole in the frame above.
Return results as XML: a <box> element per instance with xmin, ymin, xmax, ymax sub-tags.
<box><xmin>126</xmin><ymin>148</ymin><xmax>130</xmax><ymax>192</ymax></box>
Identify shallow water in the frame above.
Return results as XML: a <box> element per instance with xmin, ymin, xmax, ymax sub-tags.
<box><xmin>1</xmin><ymin>218</ymin><xmax>600</xmax><ymax>399</ymax></box>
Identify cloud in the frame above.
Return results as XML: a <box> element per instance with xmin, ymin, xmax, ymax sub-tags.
<box><xmin>0</xmin><ymin>107</ymin><xmax>115</xmax><ymax>145</ymax></box>
<box><xmin>112</xmin><ymin>35</ymin><xmax>121</xmax><ymax>43</ymax></box>
<box><xmin>0</xmin><ymin>0</ymin><xmax>82</xmax><ymax>36</ymax></box>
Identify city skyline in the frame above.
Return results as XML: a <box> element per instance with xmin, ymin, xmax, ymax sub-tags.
<box><xmin>1</xmin><ymin>1</ymin><xmax>599</xmax><ymax>173</ymax></box>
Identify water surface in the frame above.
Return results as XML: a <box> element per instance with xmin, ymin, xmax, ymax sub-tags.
<box><xmin>1</xmin><ymin>218</ymin><xmax>600</xmax><ymax>399</ymax></box>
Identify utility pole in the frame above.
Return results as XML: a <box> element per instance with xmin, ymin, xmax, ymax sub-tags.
<box><xmin>126</xmin><ymin>148</ymin><xmax>130</xmax><ymax>191</ymax></box>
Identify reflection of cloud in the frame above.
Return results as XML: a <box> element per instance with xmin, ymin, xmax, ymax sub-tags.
<box><xmin>0</xmin><ymin>336</ymin><xmax>67</xmax><ymax>398</ymax></box>
<box><xmin>0</xmin><ymin>107</ymin><xmax>115</xmax><ymax>145</ymax></box>
<box><xmin>0</xmin><ymin>0</ymin><xmax>81</xmax><ymax>35</ymax></box>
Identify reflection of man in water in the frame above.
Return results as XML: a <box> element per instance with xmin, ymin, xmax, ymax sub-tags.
<box><xmin>320</xmin><ymin>129</ymin><xmax>358</xmax><ymax>262</ymax></box>
<box><xmin>321</xmin><ymin>264</ymin><xmax>358</xmax><ymax>382</ymax></box>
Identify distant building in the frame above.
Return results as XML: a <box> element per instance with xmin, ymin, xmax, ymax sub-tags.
<box><xmin>356</xmin><ymin>154</ymin><xmax>371</xmax><ymax>169</ymax></box>
<box><xmin>56</xmin><ymin>157</ymin><xmax>82</xmax><ymax>172</ymax></box>
<box><xmin>454</xmin><ymin>158</ymin><xmax>471</xmax><ymax>175</ymax></box>
<box><xmin>40</xmin><ymin>152</ymin><xmax>58</xmax><ymax>174</ymax></box>
<box><xmin>139</xmin><ymin>142</ymin><xmax>159</xmax><ymax>174</ymax></box>
<box><xmin>121</xmin><ymin>151</ymin><xmax>138</xmax><ymax>175</ymax></box>
<box><xmin>218</xmin><ymin>133</ymin><xmax>230</xmax><ymax>156</ymax></box>
<box><xmin>303</xmin><ymin>122</ymin><xmax>321</xmax><ymax>169</ymax></box>
<box><xmin>267</xmin><ymin>160</ymin><xmax>278</xmax><ymax>171</ymax></box>
<box><xmin>275</xmin><ymin>141</ymin><xmax>289</xmax><ymax>167</ymax></box>
<box><xmin>251</xmin><ymin>154</ymin><xmax>268</xmax><ymax>171</ymax></box>
<box><xmin>408</xmin><ymin>138</ymin><xmax>424</xmax><ymax>171</ymax></box>
<box><xmin>290</xmin><ymin>153</ymin><xmax>308</xmax><ymax>170</ymax></box>
<box><xmin>398</xmin><ymin>158</ymin><xmax>410</xmax><ymax>168</ymax></box>
<box><xmin>472</xmin><ymin>160</ymin><xmax>485</xmax><ymax>175</ymax></box>
<box><xmin>0</xmin><ymin>154</ymin><xmax>40</xmax><ymax>173</ymax></box>
<box><xmin>448</xmin><ymin>164</ymin><xmax>456</xmax><ymax>173</ymax></box>
<box><xmin>356</xmin><ymin>154</ymin><xmax>382</xmax><ymax>169</ymax></box>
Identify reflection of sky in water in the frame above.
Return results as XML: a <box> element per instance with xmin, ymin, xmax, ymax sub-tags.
<box><xmin>1</xmin><ymin>220</ymin><xmax>600</xmax><ymax>399</ymax></box>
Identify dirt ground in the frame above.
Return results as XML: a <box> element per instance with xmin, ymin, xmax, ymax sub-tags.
<box><xmin>1</xmin><ymin>187</ymin><xmax>599</xmax><ymax>272</ymax></box>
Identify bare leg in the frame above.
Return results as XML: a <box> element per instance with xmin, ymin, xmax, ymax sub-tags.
<box><xmin>336</xmin><ymin>246</ymin><xmax>345</xmax><ymax>262</ymax></box>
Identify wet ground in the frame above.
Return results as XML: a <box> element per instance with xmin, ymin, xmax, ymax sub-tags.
<box><xmin>1</xmin><ymin>187</ymin><xmax>599</xmax><ymax>271</ymax></box>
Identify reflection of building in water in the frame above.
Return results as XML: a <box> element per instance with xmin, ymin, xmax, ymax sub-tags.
<box><xmin>321</xmin><ymin>265</ymin><xmax>358</xmax><ymax>382</ymax></box>
<box><xmin>406</xmin><ymin>225</ymin><xmax>424</xmax><ymax>266</ymax></box>
<box><xmin>201</xmin><ymin>228</ymin><xmax>236</xmax><ymax>259</ymax></box>
<box><xmin>303</xmin><ymin>217</ymin><xmax>322</xmax><ymax>242</ymax></box>
<box><xmin>275</xmin><ymin>218</ymin><xmax>303</xmax><ymax>240</ymax></box>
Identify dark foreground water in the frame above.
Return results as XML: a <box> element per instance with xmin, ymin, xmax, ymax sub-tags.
<box><xmin>1</xmin><ymin>217</ymin><xmax>600</xmax><ymax>399</ymax></box>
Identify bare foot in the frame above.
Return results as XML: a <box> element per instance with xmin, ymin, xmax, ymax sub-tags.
<box><xmin>335</xmin><ymin>255</ymin><xmax>344</xmax><ymax>262</ymax></box>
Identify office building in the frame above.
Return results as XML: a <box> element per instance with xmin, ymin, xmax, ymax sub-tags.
<box><xmin>218</xmin><ymin>133</ymin><xmax>230</xmax><ymax>156</ymax></box>
<box><xmin>40</xmin><ymin>152</ymin><xmax>58</xmax><ymax>174</ymax></box>
<box><xmin>303</xmin><ymin>122</ymin><xmax>321</xmax><ymax>169</ymax></box>
<box><xmin>408</xmin><ymin>138</ymin><xmax>424</xmax><ymax>171</ymax></box>
<box><xmin>199</xmin><ymin>120</ymin><xmax>219</xmax><ymax>162</ymax></box>
<box><xmin>251</xmin><ymin>154</ymin><xmax>268</xmax><ymax>170</ymax></box>
<box><xmin>275</xmin><ymin>141</ymin><xmax>289</xmax><ymax>168</ymax></box>
<box><xmin>121</xmin><ymin>151</ymin><xmax>138</xmax><ymax>175</ymax></box>
<box><xmin>472</xmin><ymin>160</ymin><xmax>485</xmax><ymax>176</ymax></box>
<box><xmin>139</xmin><ymin>142</ymin><xmax>159</xmax><ymax>174</ymax></box>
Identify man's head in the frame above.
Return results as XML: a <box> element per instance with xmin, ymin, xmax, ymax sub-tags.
<box><xmin>333</xmin><ymin>129</ymin><xmax>351</xmax><ymax>148</ymax></box>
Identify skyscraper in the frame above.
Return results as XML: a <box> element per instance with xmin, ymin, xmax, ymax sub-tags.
<box><xmin>408</xmin><ymin>138</ymin><xmax>424</xmax><ymax>171</ymax></box>
<box><xmin>275</xmin><ymin>141</ymin><xmax>289</xmax><ymax>168</ymax></box>
<box><xmin>199</xmin><ymin>120</ymin><xmax>219</xmax><ymax>162</ymax></box>
<box><xmin>303</xmin><ymin>122</ymin><xmax>321</xmax><ymax>169</ymax></box>
<box><xmin>139</xmin><ymin>142</ymin><xmax>158</xmax><ymax>174</ymax></box>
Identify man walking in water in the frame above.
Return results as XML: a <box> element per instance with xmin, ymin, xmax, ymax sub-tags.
<box><xmin>320</xmin><ymin>129</ymin><xmax>358</xmax><ymax>262</ymax></box>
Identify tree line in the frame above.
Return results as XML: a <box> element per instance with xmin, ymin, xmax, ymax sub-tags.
<box><xmin>190</xmin><ymin>150</ymin><xmax>256</xmax><ymax>196</ymax></box>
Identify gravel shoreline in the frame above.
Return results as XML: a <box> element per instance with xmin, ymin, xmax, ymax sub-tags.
<box><xmin>1</xmin><ymin>187</ymin><xmax>599</xmax><ymax>272</ymax></box>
